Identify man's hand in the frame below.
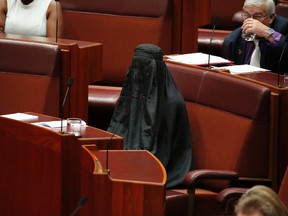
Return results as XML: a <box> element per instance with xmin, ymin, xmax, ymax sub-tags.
<box><xmin>242</xmin><ymin>18</ymin><xmax>270</xmax><ymax>39</ymax></box>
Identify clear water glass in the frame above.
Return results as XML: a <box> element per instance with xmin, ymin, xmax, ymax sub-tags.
<box><xmin>242</xmin><ymin>32</ymin><xmax>256</xmax><ymax>41</ymax></box>
<box><xmin>67</xmin><ymin>118</ymin><xmax>82</xmax><ymax>137</ymax></box>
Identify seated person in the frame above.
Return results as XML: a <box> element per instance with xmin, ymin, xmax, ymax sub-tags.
<box><xmin>107</xmin><ymin>44</ymin><xmax>193</xmax><ymax>189</ymax></box>
<box><xmin>0</xmin><ymin>0</ymin><xmax>63</xmax><ymax>38</ymax></box>
<box><xmin>224</xmin><ymin>0</ymin><xmax>288</xmax><ymax>74</ymax></box>
<box><xmin>235</xmin><ymin>185</ymin><xmax>288</xmax><ymax>216</ymax></box>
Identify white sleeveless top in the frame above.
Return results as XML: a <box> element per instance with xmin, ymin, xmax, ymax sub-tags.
<box><xmin>5</xmin><ymin>0</ymin><xmax>52</xmax><ymax>37</ymax></box>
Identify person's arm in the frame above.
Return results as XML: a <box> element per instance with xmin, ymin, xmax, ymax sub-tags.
<box><xmin>0</xmin><ymin>0</ymin><xmax>7</xmax><ymax>33</ymax></box>
<box><xmin>46</xmin><ymin>0</ymin><xmax>63</xmax><ymax>38</ymax></box>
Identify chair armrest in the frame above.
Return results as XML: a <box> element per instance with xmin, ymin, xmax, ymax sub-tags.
<box><xmin>216</xmin><ymin>187</ymin><xmax>248</xmax><ymax>204</ymax></box>
<box><xmin>216</xmin><ymin>187</ymin><xmax>248</xmax><ymax>215</ymax></box>
<box><xmin>184</xmin><ymin>169</ymin><xmax>239</xmax><ymax>189</ymax></box>
<box><xmin>183</xmin><ymin>169</ymin><xmax>239</xmax><ymax>216</ymax></box>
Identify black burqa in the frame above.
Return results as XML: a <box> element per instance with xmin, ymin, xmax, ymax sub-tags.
<box><xmin>107</xmin><ymin>44</ymin><xmax>193</xmax><ymax>188</ymax></box>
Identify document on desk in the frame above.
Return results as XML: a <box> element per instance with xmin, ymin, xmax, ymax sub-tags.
<box><xmin>165</xmin><ymin>52</ymin><xmax>232</xmax><ymax>65</ymax></box>
<box><xmin>33</xmin><ymin>121</ymin><xmax>67</xmax><ymax>128</ymax></box>
<box><xmin>32</xmin><ymin>120</ymin><xmax>86</xmax><ymax>128</ymax></box>
<box><xmin>215</xmin><ymin>64</ymin><xmax>270</xmax><ymax>75</ymax></box>
<box><xmin>1</xmin><ymin>113</ymin><xmax>39</xmax><ymax>121</ymax></box>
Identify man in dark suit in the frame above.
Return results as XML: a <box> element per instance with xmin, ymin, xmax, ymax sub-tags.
<box><xmin>224</xmin><ymin>0</ymin><xmax>288</xmax><ymax>74</ymax></box>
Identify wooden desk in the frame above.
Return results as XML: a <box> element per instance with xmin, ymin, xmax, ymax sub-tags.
<box><xmin>0</xmin><ymin>115</ymin><xmax>82</xmax><ymax>216</ymax></box>
<box><xmin>26</xmin><ymin>112</ymin><xmax>123</xmax><ymax>149</ymax></box>
<box><xmin>81</xmin><ymin>145</ymin><xmax>166</xmax><ymax>216</ymax></box>
<box><xmin>0</xmin><ymin>114</ymin><xmax>165</xmax><ymax>216</ymax></box>
<box><xmin>0</xmin><ymin>33</ymin><xmax>103</xmax><ymax>122</ymax></box>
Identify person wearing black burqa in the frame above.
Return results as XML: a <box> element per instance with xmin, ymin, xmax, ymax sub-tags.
<box><xmin>107</xmin><ymin>44</ymin><xmax>193</xmax><ymax>188</ymax></box>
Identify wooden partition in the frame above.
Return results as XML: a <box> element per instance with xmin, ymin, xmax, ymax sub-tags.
<box><xmin>81</xmin><ymin>145</ymin><xmax>166</xmax><ymax>216</ymax></box>
<box><xmin>0</xmin><ymin>114</ymin><xmax>165</xmax><ymax>216</ymax></box>
<box><xmin>0</xmin><ymin>33</ymin><xmax>102</xmax><ymax>122</ymax></box>
<box><xmin>180</xmin><ymin>0</ymin><xmax>210</xmax><ymax>53</ymax></box>
<box><xmin>28</xmin><ymin>112</ymin><xmax>123</xmax><ymax>149</ymax></box>
<box><xmin>0</xmin><ymin>116</ymin><xmax>81</xmax><ymax>216</ymax></box>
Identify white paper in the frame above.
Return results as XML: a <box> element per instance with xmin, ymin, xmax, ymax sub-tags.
<box><xmin>1</xmin><ymin>113</ymin><xmax>39</xmax><ymax>121</ymax></box>
<box><xmin>165</xmin><ymin>52</ymin><xmax>232</xmax><ymax>65</ymax></box>
<box><xmin>215</xmin><ymin>64</ymin><xmax>270</xmax><ymax>74</ymax></box>
<box><xmin>32</xmin><ymin>120</ymin><xmax>67</xmax><ymax>128</ymax></box>
<box><xmin>32</xmin><ymin>120</ymin><xmax>86</xmax><ymax>128</ymax></box>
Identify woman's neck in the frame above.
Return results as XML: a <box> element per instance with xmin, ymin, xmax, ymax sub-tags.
<box><xmin>21</xmin><ymin>0</ymin><xmax>34</xmax><ymax>5</ymax></box>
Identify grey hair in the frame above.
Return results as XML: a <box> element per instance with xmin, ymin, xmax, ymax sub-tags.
<box><xmin>235</xmin><ymin>185</ymin><xmax>288</xmax><ymax>216</ymax></box>
<box><xmin>243</xmin><ymin>0</ymin><xmax>276</xmax><ymax>14</ymax></box>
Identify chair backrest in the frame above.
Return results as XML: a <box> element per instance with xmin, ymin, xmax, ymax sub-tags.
<box><xmin>0</xmin><ymin>39</ymin><xmax>61</xmax><ymax>116</ymax></box>
<box><xmin>0</xmin><ymin>39</ymin><xmax>60</xmax><ymax>76</ymax></box>
<box><xmin>276</xmin><ymin>2</ymin><xmax>288</xmax><ymax>18</ymax></box>
<box><xmin>61</xmin><ymin>0</ymin><xmax>175</xmax><ymax>86</ymax></box>
<box><xmin>199</xmin><ymin>0</ymin><xmax>243</xmax><ymax>30</ymax></box>
<box><xmin>167</xmin><ymin>62</ymin><xmax>274</xmax><ymax>191</ymax></box>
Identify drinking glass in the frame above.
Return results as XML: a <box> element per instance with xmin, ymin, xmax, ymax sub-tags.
<box><xmin>66</xmin><ymin>118</ymin><xmax>82</xmax><ymax>137</ymax></box>
<box><xmin>242</xmin><ymin>32</ymin><xmax>256</xmax><ymax>41</ymax></box>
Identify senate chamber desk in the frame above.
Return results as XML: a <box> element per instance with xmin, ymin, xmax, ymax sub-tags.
<box><xmin>165</xmin><ymin>59</ymin><xmax>288</xmax><ymax>190</ymax></box>
<box><xmin>0</xmin><ymin>33</ymin><xmax>102</xmax><ymax>122</ymax></box>
<box><xmin>0</xmin><ymin>113</ymin><xmax>166</xmax><ymax>216</ymax></box>
<box><xmin>28</xmin><ymin>112</ymin><xmax>123</xmax><ymax>148</ymax></box>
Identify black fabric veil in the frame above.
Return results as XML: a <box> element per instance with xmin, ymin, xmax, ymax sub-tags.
<box><xmin>107</xmin><ymin>44</ymin><xmax>193</xmax><ymax>188</ymax></box>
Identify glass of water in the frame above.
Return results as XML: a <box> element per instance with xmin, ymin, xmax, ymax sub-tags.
<box><xmin>66</xmin><ymin>118</ymin><xmax>82</xmax><ymax>137</ymax></box>
<box><xmin>242</xmin><ymin>32</ymin><xmax>256</xmax><ymax>41</ymax></box>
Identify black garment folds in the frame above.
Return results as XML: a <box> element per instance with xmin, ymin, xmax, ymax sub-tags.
<box><xmin>107</xmin><ymin>44</ymin><xmax>193</xmax><ymax>188</ymax></box>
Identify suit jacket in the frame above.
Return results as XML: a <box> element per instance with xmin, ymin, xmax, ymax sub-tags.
<box><xmin>224</xmin><ymin>16</ymin><xmax>288</xmax><ymax>74</ymax></box>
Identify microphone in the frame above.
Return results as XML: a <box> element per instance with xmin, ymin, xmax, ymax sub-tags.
<box><xmin>277</xmin><ymin>34</ymin><xmax>288</xmax><ymax>88</ymax></box>
<box><xmin>105</xmin><ymin>123</ymin><xmax>121</xmax><ymax>174</ymax></box>
<box><xmin>60</xmin><ymin>77</ymin><xmax>74</xmax><ymax>134</ymax></box>
<box><xmin>207</xmin><ymin>16</ymin><xmax>218</xmax><ymax>68</ymax></box>
<box><xmin>70</xmin><ymin>196</ymin><xmax>88</xmax><ymax>216</ymax></box>
<box><xmin>55</xmin><ymin>0</ymin><xmax>59</xmax><ymax>43</ymax></box>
